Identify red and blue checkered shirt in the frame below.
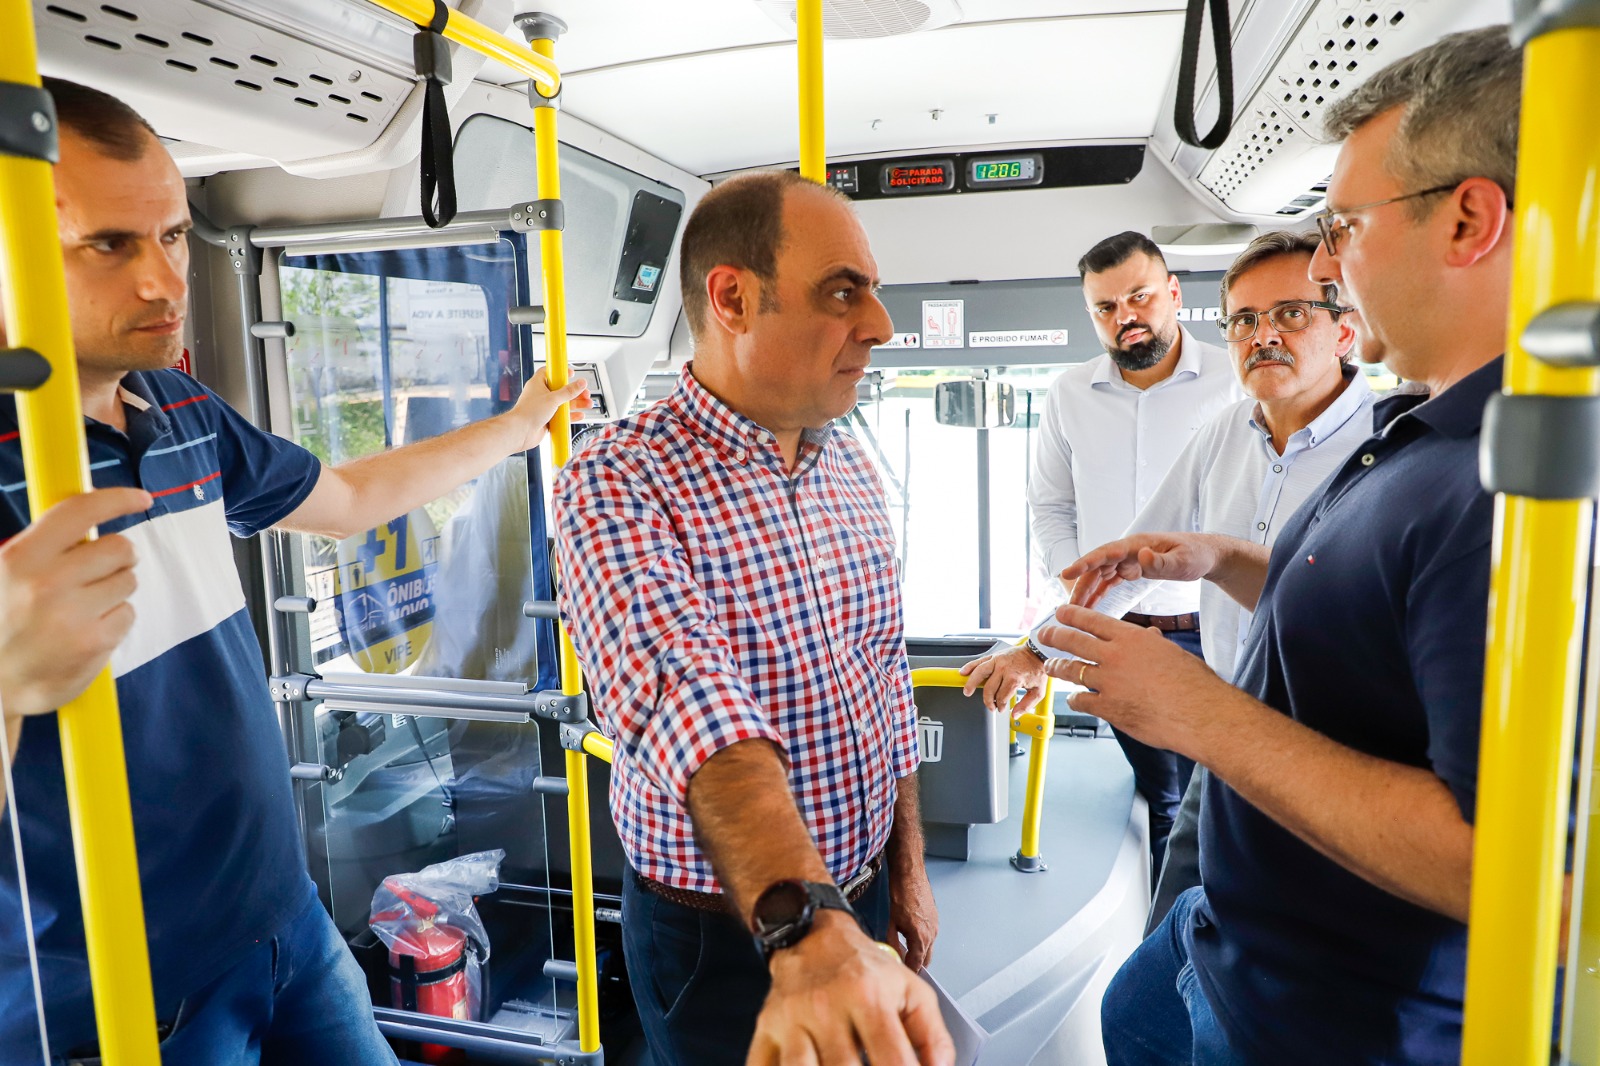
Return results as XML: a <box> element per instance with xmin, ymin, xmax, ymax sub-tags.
<box><xmin>553</xmin><ymin>365</ymin><xmax>919</xmax><ymax>893</ymax></box>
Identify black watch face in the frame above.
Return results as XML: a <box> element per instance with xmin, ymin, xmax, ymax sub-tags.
<box><xmin>752</xmin><ymin>879</ymin><xmax>811</xmax><ymax>938</ymax></box>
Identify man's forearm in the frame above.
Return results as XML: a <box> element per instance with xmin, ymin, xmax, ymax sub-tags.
<box><xmin>888</xmin><ymin>773</ymin><xmax>926</xmax><ymax>875</ymax></box>
<box><xmin>686</xmin><ymin>738</ymin><xmax>831</xmax><ymax>924</ymax></box>
<box><xmin>279</xmin><ymin>412</ymin><xmax>522</xmax><ymax>540</ymax></box>
<box><xmin>1200</xmin><ymin>534</ymin><xmax>1271</xmax><ymax>612</ymax></box>
<box><xmin>1196</xmin><ymin>688</ymin><xmax>1474</xmax><ymax>921</ymax></box>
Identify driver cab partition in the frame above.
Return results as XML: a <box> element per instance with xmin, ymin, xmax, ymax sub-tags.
<box><xmin>268</xmin><ymin>236</ymin><xmax>627</xmax><ymax>1052</ymax></box>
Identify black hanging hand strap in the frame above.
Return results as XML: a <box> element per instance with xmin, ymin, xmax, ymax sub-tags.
<box><xmin>1174</xmin><ymin>0</ymin><xmax>1235</xmax><ymax>150</ymax></box>
<box><xmin>414</xmin><ymin>0</ymin><xmax>457</xmax><ymax>228</ymax></box>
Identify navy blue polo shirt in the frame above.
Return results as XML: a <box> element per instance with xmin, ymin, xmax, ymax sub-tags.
<box><xmin>1192</xmin><ymin>357</ymin><xmax>1501</xmax><ymax>1065</ymax></box>
<box><xmin>0</xmin><ymin>370</ymin><xmax>321</xmax><ymax>1052</ymax></box>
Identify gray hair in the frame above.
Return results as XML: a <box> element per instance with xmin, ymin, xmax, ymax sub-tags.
<box><xmin>1321</xmin><ymin>24</ymin><xmax>1521</xmax><ymax>215</ymax></box>
<box><xmin>1219</xmin><ymin>230</ymin><xmax>1339</xmax><ymax>312</ymax></box>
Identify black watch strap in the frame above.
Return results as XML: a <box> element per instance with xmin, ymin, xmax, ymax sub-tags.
<box><xmin>751</xmin><ymin>879</ymin><xmax>857</xmax><ymax>960</ymax></box>
<box><xmin>1023</xmin><ymin>636</ymin><xmax>1048</xmax><ymax>662</ymax></box>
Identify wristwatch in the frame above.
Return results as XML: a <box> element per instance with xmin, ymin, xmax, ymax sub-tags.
<box><xmin>750</xmin><ymin>879</ymin><xmax>857</xmax><ymax>960</ymax></box>
<box><xmin>1022</xmin><ymin>636</ymin><xmax>1048</xmax><ymax>662</ymax></box>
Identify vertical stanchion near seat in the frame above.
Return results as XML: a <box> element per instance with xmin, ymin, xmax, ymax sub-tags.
<box><xmin>1012</xmin><ymin>683</ymin><xmax>1052</xmax><ymax>873</ymax></box>
<box><xmin>519</xmin><ymin>15</ymin><xmax>603</xmax><ymax>1058</ymax></box>
<box><xmin>796</xmin><ymin>0</ymin><xmax>825</xmax><ymax>182</ymax></box>
<box><xmin>1462</xmin><ymin>17</ymin><xmax>1600</xmax><ymax>1066</ymax></box>
<box><xmin>0</xmin><ymin>2</ymin><xmax>160</xmax><ymax>1061</ymax></box>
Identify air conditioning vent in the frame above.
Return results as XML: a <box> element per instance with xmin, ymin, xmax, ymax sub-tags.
<box><xmin>753</xmin><ymin>0</ymin><xmax>962</xmax><ymax>39</ymax></box>
<box><xmin>37</xmin><ymin>0</ymin><xmax>411</xmax><ymax>158</ymax></box>
<box><xmin>1185</xmin><ymin>0</ymin><xmax>1497</xmax><ymax>218</ymax></box>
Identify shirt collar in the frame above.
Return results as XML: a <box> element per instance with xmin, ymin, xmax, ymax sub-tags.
<box><xmin>1090</xmin><ymin>325</ymin><xmax>1205</xmax><ymax>387</ymax></box>
<box><xmin>670</xmin><ymin>363</ymin><xmax>831</xmax><ymax>470</ymax></box>
<box><xmin>0</xmin><ymin>371</ymin><xmax>168</xmax><ymax>436</ymax></box>
<box><xmin>1248</xmin><ymin>364</ymin><xmax>1373</xmax><ymax>447</ymax></box>
<box><xmin>1383</xmin><ymin>355</ymin><xmax>1504</xmax><ymax>440</ymax></box>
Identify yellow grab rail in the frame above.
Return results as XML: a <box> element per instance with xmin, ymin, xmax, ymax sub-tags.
<box><xmin>581</xmin><ymin>730</ymin><xmax>615</xmax><ymax>765</ymax></box>
<box><xmin>796</xmin><ymin>0</ymin><xmax>825</xmax><ymax>182</ymax></box>
<box><xmin>1461</xmin><ymin>24</ymin><xmax>1600</xmax><ymax>1066</ymax></box>
<box><xmin>523</xmin><ymin>20</ymin><xmax>603</xmax><ymax>1060</ymax></box>
<box><xmin>356</xmin><ymin>2</ymin><xmax>596</xmax><ymax>1052</ymax></box>
<box><xmin>908</xmin><ymin>668</ymin><xmax>1054</xmax><ymax>869</ymax></box>
<box><xmin>361</xmin><ymin>0</ymin><xmax>559</xmax><ymax>93</ymax></box>
<box><xmin>0</xmin><ymin>3</ymin><xmax>161</xmax><ymax>1060</ymax></box>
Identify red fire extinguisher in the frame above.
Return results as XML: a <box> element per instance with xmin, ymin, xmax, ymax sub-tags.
<box><xmin>374</xmin><ymin>879</ymin><xmax>470</xmax><ymax>1066</ymax></box>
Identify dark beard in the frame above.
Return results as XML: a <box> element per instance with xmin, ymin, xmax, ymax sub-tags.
<box><xmin>1109</xmin><ymin>334</ymin><xmax>1170</xmax><ymax>372</ymax></box>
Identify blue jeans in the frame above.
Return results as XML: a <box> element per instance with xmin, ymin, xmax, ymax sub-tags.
<box><xmin>44</xmin><ymin>896</ymin><xmax>396</xmax><ymax>1066</ymax></box>
<box><xmin>1112</xmin><ymin>628</ymin><xmax>1201</xmax><ymax>875</ymax></box>
<box><xmin>621</xmin><ymin>869</ymin><xmax>891</xmax><ymax>1066</ymax></box>
<box><xmin>1102</xmin><ymin>886</ymin><xmax>1236</xmax><ymax>1066</ymax></box>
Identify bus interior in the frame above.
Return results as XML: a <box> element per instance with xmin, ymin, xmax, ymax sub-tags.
<box><xmin>6</xmin><ymin>0</ymin><xmax>1591</xmax><ymax>1064</ymax></box>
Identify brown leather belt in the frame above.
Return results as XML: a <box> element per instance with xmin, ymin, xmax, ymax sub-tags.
<box><xmin>1123</xmin><ymin>611</ymin><xmax>1201</xmax><ymax>632</ymax></box>
<box><xmin>636</xmin><ymin>853</ymin><xmax>883</xmax><ymax>915</ymax></box>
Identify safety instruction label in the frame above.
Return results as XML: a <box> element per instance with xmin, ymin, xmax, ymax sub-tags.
<box><xmin>968</xmin><ymin>329</ymin><xmax>1069</xmax><ymax>347</ymax></box>
<box><xmin>875</xmin><ymin>332</ymin><xmax>922</xmax><ymax>349</ymax></box>
<box><xmin>306</xmin><ymin>509</ymin><xmax>440</xmax><ymax>673</ymax></box>
<box><xmin>921</xmin><ymin>300</ymin><xmax>964</xmax><ymax>349</ymax></box>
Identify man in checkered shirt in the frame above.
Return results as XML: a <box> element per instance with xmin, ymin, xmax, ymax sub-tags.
<box><xmin>554</xmin><ymin>171</ymin><xmax>954</xmax><ymax>1066</ymax></box>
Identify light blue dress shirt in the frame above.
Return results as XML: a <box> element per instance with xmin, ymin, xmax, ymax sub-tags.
<box><xmin>1121</xmin><ymin>366</ymin><xmax>1376</xmax><ymax>681</ymax></box>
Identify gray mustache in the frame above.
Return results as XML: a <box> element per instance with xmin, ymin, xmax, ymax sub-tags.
<box><xmin>1245</xmin><ymin>350</ymin><xmax>1295</xmax><ymax>372</ymax></box>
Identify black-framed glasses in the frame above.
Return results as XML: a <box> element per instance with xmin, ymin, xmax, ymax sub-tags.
<box><xmin>1312</xmin><ymin>183</ymin><xmax>1460</xmax><ymax>257</ymax></box>
<box><xmin>1218</xmin><ymin>300</ymin><xmax>1346</xmax><ymax>342</ymax></box>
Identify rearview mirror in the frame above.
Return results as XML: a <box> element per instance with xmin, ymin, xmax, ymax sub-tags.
<box><xmin>934</xmin><ymin>379</ymin><xmax>1016</xmax><ymax>429</ymax></box>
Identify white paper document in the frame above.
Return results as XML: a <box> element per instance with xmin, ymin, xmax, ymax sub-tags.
<box><xmin>920</xmin><ymin>967</ymin><xmax>989</xmax><ymax>1065</ymax></box>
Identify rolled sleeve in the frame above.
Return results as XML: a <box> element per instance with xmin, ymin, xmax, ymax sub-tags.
<box><xmin>883</xmin><ymin>654</ymin><xmax>920</xmax><ymax>778</ymax></box>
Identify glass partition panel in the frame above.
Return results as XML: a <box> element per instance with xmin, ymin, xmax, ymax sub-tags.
<box><xmin>279</xmin><ymin>240</ymin><xmax>558</xmax><ymax>686</ymax></box>
<box><xmin>275</xmin><ymin>239</ymin><xmax>575</xmax><ymax>1045</ymax></box>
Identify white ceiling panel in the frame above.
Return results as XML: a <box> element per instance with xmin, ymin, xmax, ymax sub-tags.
<box><xmin>556</xmin><ymin>12</ymin><xmax>1185</xmax><ymax>175</ymax></box>
<box><xmin>474</xmin><ymin>0</ymin><xmax>1188</xmax><ymax>80</ymax></box>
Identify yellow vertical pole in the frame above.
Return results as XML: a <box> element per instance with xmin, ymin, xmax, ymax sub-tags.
<box><xmin>0</xmin><ymin>3</ymin><xmax>160</xmax><ymax>1062</ymax></box>
<box><xmin>1014</xmin><ymin>684</ymin><xmax>1054</xmax><ymax>865</ymax></box>
<box><xmin>525</xmin><ymin>26</ymin><xmax>601</xmax><ymax>1058</ymax></box>
<box><xmin>1461</xmin><ymin>25</ymin><xmax>1600</xmax><ymax>1066</ymax></box>
<box><xmin>796</xmin><ymin>0</ymin><xmax>825</xmax><ymax>182</ymax></box>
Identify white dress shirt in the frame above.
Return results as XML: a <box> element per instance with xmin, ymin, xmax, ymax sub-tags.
<box><xmin>1114</xmin><ymin>367</ymin><xmax>1375</xmax><ymax>680</ymax></box>
<box><xmin>1028</xmin><ymin>326</ymin><xmax>1241</xmax><ymax>616</ymax></box>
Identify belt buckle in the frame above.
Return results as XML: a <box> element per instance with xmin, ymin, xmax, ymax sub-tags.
<box><xmin>839</xmin><ymin>858</ymin><xmax>876</xmax><ymax>897</ymax></box>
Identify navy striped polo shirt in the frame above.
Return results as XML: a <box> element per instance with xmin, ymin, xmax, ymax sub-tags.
<box><xmin>0</xmin><ymin>369</ymin><xmax>322</xmax><ymax>1051</ymax></box>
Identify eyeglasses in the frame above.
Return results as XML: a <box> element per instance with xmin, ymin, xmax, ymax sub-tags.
<box><xmin>1218</xmin><ymin>300</ymin><xmax>1346</xmax><ymax>342</ymax></box>
<box><xmin>1312</xmin><ymin>183</ymin><xmax>1460</xmax><ymax>257</ymax></box>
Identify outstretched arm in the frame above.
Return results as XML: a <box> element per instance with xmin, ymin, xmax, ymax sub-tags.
<box><xmin>1040</xmin><ymin>606</ymin><xmax>1473</xmax><ymax>920</ymax></box>
<box><xmin>1061</xmin><ymin>532</ymin><xmax>1271</xmax><ymax>614</ymax></box>
<box><xmin>279</xmin><ymin>372</ymin><xmax>587</xmax><ymax>540</ymax></box>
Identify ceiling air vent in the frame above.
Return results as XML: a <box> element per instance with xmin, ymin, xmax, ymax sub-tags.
<box><xmin>1186</xmin><ymin>0</ymin><xmax>1507</xmax><ymax>218</ymax></box>
<box><xmin>37</xmin><ymin>0</ymin><xmax>412</xmax><ymax>163</ymax></box>
<box><xmin>753</xmin><ymin>0</ymin><xmax>963</xmax><ymax>39</ymax></box>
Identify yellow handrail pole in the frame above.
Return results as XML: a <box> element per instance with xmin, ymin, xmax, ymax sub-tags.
<box><xmin>361</xmin><ymin>0</ymin><xmax>560</xmax><ymax>93</ymax></box>
<box><xmin>0</xmin><ymin>4</ymin><xmax>161</xmax><ymax>1062</ymax></box>
<box><xmin>1566</xmin><ymin>597</ymin><xmax>1600</xmax><ymax>1061</ymax></box>
<box><xmin>796</xmin><ymin>0</ymin><xmax>825</xmax><ymax>182</ymax></box>
<box><xmin>581</xmin><ymin>731</ymin><xmax>614</xmax><ymax>765</ymax></box>
<box><xmin>522</xmin><ymin>21</ymin><xmax>603</xmax><ymax>1057</ymax></box>
<box><xmin>1014</xmin><ymin>684</ymin><xmax>1054</xmax><ymax>865</ymax></box>
<box><xmin>1461</xmin><ymin>24</ymin><xmax>1600</xmax><ymax>1066</ymax></box>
